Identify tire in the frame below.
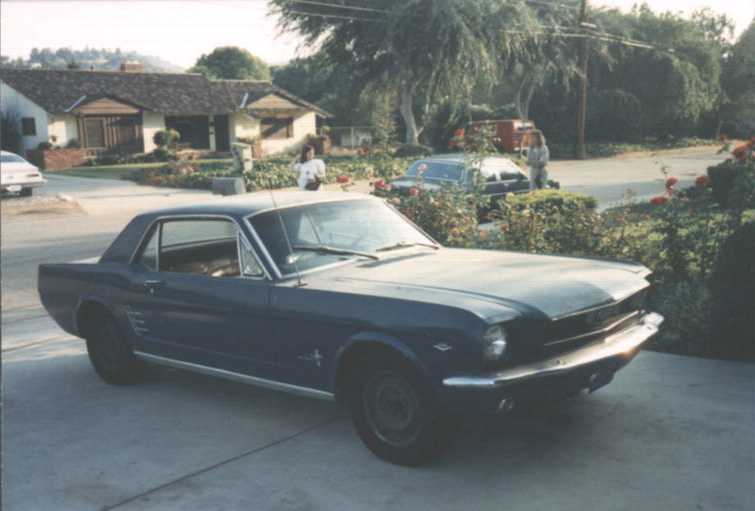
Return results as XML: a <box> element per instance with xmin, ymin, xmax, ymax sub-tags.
<box><xmin>20</xmin><ymin>187</ymin><xmax>33</xmax><ymax>197</ymax></box>
<box><xmin>85</xmin><ymin>315</ymin><xmax>144</xmax><ymax>385</ymax></box>
<box><xmin>348</xmin><ymin>357</ymin><xmax>460</xmax><ymax>466</ymax></box>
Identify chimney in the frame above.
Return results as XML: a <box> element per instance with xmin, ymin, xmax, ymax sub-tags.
<box><xmin>119</xmin><ymin>61</ymin><xmax>144</xmax><ymax>73</ymax></box>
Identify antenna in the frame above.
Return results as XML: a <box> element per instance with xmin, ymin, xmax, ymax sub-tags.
<box><xmin>266</xmin><ymin>174</ymin><xmax>306</xmax><ymax>287</ymax></box>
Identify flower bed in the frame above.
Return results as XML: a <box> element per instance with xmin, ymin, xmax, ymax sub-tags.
<box><xmin>132</xmin><ymin>154</ymin><xmax>414</xmax><ymax>191</ymax></box>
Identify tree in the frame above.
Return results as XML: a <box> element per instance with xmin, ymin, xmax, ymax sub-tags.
<box><xmin>189</xmin><ymin>47</ymin><xmax>271</xmax><ymax>80</ymax></box>
<box><xmin>721</xmin><ymin>20</ymin><xmax>755</xmax><ymax>137</ymax></box>
<box><xmin>271</xmin><ymin>0</ymin><xmax>537</xmax><ymax>144</ymax></box>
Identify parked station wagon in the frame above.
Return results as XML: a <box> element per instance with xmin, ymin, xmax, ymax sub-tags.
<box><xmin>39</xmin><ymin>192</ymin><xmax>663</xmax><ymax>465</ymax></box>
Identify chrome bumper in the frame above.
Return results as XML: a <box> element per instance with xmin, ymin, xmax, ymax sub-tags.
<box><xmin>443</xmin><ymin>312</ymin><xmax>664</xmax><ymax>389</ymax></box>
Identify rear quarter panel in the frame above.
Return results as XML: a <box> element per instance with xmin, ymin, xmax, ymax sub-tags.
<box><xmin>38</xmin><ymin>262</ymin><xmax>125</xmax><ymax>336</ymax></box>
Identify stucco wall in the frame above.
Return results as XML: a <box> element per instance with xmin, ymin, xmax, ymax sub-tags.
<box><xmin>229</xmin><ymin>111</ymin><xmax>318</xmax><ymax>155</ymax></box>
<box><xmin>142</xmin><ymin>111</ymin><xmax>166</xmax><ymax>153</ymax></box>
<box><xmin>231</xmin><ymin>112</ymin><xmax>260</xmax><ymax>141</ymax></box>
<box><xmin>1</xmin><ymin>81</ymin><xmax>50</xmax><ymax>153</ymax></box>
<box><xmin>48</xmin><ymin>114</ymin><xmax>79</xmax><ymax>147</ymax></box>
<box><xmin>262</xmin><ymin>112</ymin><xmax>318</xmax><ymax>155</ymax></box>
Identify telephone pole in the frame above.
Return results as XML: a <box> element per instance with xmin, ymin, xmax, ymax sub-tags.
<box><xmin>575</xmin><ymin>0</ymin><xmax>589</xmax><ymax>159</ymax></box>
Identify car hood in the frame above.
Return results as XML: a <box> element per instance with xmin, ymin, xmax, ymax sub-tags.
<box><xmin>307</xmin><ymin>248</ymin><xmax>650</xmax><ymax>320</ymax></box>
<box><xmin>390</xmin><ymin>178</ymin><xmax>461</xmax><ymax>192</ymax></box>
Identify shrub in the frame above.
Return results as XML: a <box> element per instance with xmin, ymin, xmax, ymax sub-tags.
<box><xmin>646</xmin><ymin>280</ymin><xmax>712</xmax><ymax>357</ymax></box>
<box><xmin>37</xmin><ymin>141</ymin><xmax>53</xmax><ymax>151</ymax></box>
<box><xmin>393</xmin><ymin>144</ymin><xmax>433</xmax><ymax>158</ymax></box>
<box><xmin>503</xmin><ymin>189</ymin><xmax>597</xmax><ymax>212</ymax></box>
<box><xmin>482</xmin><ymin>190</ymin><xmax>600</xmax><ymax>255</ymax></box>
<box><xmin>149</xmin><ymin>147</ymin><xmax>178</xmax><ymax>162</ymax></box>
<box><xmin>65</xmin><ymin>139</ymin><xmax>81</xmax><ymax>149</ymax></box>
<box><xmin>152</xmin><ymin>129</ymin><xmax>180</xmax><ymax>148</ymax></box>
<box><xmin>707</xmin><ymin>221</ymin><xmax>755</xmax><ymax>361</ymax></box>
<box><xmin>707</xmin><ymin>159</ymin><xmax>739</xmax><ymax>206</ymax></box>
<box><xmin>372</xmin><ymin>183</ymin><xmax>479</xmax><ymax>246</ymax></box>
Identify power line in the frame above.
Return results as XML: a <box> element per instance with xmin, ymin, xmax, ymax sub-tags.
<box><xmin>525</xmin><ymin>0</ymin><xmax>579</xmax><ymax>10</ymax></box>
<box><xmin>288</xmin><ymin>9</ymin><xmax>385</xmax><ymax>22</ymax></box>
<box><xmin>285</xmin><ymin>1</ymin><xmax>388</xmax><ymax>15</ymax></box>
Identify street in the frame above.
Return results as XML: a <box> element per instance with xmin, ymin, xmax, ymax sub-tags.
<box><xmin>3</xmin><ymin>146</ymin><xmax>753</xmax><ymax>511</ymax></box>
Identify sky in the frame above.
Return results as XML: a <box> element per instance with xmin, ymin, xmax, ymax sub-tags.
<box><xmin>1</xmin><ymin>0</ymin><xmax>753</xmax><ymax>69</ymax></box>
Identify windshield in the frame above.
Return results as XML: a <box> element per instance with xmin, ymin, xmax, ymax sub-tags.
<box><xmin>0</xmin><ymin>153</ymin><xmax>27</xmax><ymax>164</ymax></box>
<box><xmin>405</xmin><ymin>161</ymin><xmax>464</xmax><ymax>182</ymax></box>
<box><xmin>249</xmin><ymin>199</ymin><xmax>434</xmax><ymax>276</ymax></box>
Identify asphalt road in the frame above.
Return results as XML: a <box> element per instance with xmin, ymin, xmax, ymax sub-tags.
<box><xmin>3</xmin><ymin>146</ymin><xmax>752</xmax><ymax>511</ymax></box>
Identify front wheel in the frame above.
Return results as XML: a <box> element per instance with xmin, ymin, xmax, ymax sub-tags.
<box><xmin>348</xmin><ymin>361</ymin><xmax>460</xmax><ymax>466</ymax></box>
<box><xmin>85</xmin><ymin>316</ymin><xmax>144</xmax><ymax>385</ymax></box>
<box><xmin>20</xmin><ymin>187</ymin><xmax>33</xmax><ymax>197</ymax></box>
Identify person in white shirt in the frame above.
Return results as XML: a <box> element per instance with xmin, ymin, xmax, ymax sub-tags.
<box><xmin>292</xmin><ymin>145</ymin><xmax>326</xmax><ymax>191</ymax></box>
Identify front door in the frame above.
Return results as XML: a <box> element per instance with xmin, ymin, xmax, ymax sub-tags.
<box><xmin>126</xmin><ymin>217</ymin><xmax>275</xmax><ymax>377</ymax></box>
<box><xmin>214</xmin><ymin>115</ymin><xmax>230</xmax><ymax>151</ymax></box>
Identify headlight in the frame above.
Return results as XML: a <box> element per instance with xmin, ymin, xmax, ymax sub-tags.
<box><xmin>482</xmin><ymin>325</ymin><xmax>507</xmax><ymax>364</ymax></box>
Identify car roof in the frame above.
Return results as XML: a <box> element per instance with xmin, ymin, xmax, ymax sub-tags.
<box><xmin>140</xmin><ymin>191</ymin><xmax>380</xmax><ymax>219</ymax></box>
<box><xmin>416</xmin><ymin>153</ymin><xmax>518</xmax><ymax>165</ymax></box>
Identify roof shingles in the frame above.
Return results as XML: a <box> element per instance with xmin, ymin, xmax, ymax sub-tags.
<box><xmin>0</xmin><ymin>68</ymin><xmax>330</xmax><ymax>117</ymax></box>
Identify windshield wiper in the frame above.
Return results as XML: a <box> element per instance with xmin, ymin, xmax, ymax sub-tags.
<box><xmin>376</xmin><ymin>241</ymin><xmax>440</xmax><ymax>252</ymax></box>
<box><xmin>291</xmin><ymin>244</ymin><xmax>380</xmax><ymax>260</ymax></box>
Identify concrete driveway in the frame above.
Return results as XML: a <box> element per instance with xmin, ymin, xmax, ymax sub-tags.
<box><xmin>3</xmin><ymin>314</ymin><xmax>754</xmax><ymax>511</ymax></box>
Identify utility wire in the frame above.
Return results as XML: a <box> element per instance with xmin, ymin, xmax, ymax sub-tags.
<box><xmin>287</xmin><ymin>6</ymin><xmax>665</xmax><ymax>52</ymax></box>
<box><xmin>288</xmin><ymin>9</ymin><xmax>385</xmax><ymax>22</ymax></box>
<box><xmin>285</xmin><ymin>0</ymin><xmax>388</xmax><ymax>14</ymax></box>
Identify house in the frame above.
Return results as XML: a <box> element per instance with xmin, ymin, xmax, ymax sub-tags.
<box><xmin>0</xmin><ymin>66</ymin><xmax>331</xmax><ymax>156</ymax></box>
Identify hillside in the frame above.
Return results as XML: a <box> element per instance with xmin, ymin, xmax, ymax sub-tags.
<box><xmin>0</xmin><ymin>47</ymin><xmax>182</xmax><ymax>73</ymax></box>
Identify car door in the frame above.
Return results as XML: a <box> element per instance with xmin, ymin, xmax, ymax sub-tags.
<box><xmin>125</xmin><ymin>216</ymin><xmax>277</xmax><ymax>378</ymax></box>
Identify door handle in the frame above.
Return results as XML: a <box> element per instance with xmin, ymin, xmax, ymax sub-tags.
<box><xmin>143</xmin><ymin>280</ymin><xmax>165</xmax><ymax>294</ymax></box>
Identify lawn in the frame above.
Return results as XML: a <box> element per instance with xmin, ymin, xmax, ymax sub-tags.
<box><xmin>55</xmin><ymin>159</ymin><xmax>233</xmax><ymax>180</ymax></box>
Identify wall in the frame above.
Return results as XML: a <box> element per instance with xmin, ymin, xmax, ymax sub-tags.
<box><xmin>142</xmin><ymin>111</ymin><xmax>166</xmax><ymax>152</ymax></box>
<box><xmin>262</xmin><ymin>112</ymin><xmax>317</xmax><ymax>155</ymax></box>
<box><xmin>229</xmin><ymin>112</ymin><xmax>318</xmax><ymax>155</ymax></box>
<box><xmin>1</xmin><ymin>81</ymin><xmax>50</xmax><ymax>153</ymax></box>
<box><xmin>230</xmin><ymin>112</ymin><xmax>259</xmax><ymax>141</ymax></box>
<box><xmin>26</xmin><ymin>148</ymin><xmax>94</xmax><ymax>171</ymax></box>
<box><xmin>48</xmin><ymin>114</ymin><xmax>79</xmax><ymax>147</ymax></box>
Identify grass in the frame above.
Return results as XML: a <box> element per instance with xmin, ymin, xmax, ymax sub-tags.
<box><xmin>55</xmin><ymin>158</ymin><xmax>233</xmax><ymax>180</ymax></box>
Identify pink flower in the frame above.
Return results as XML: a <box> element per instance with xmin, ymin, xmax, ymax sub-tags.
<box><xmin>665</xmin><ymin>176</ymin><xmax>678</xmax><ymax>189</ymax></box>
<box><xmin>336</xmin><ymin>175</ymin><xmax>349</xmax><ymax>184</ymax></box>
<box><xmin>408</xmin><ymin>187</ymin><xmax>420</xmax><ymax>197</ymax></box>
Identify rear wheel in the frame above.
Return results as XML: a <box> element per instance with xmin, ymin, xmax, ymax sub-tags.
<box><xmin>20</xmin><ymin>187</ymin><xmax>33</xmax><ymax>197</ymax></box>
<box><xmin>85</xmin><ymin>316</ymin><xmax>143</xmax><ymax>385</ymax></box>
<box><xmin>348</xmin><ymin>357</ymin><xmax>460</xmax><ymax>466</ymax></box>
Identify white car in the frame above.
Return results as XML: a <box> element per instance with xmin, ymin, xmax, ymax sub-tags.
<box><xmin>1</xmin><ymin>150</ymin><xmax>46</xmax><ymax>196</ymax></box>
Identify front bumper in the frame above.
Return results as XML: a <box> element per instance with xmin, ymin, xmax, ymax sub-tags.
<box><xmin>441</xmin><ymin>312</ymin><xmax>663</xmax><ymax>412</ymax></box>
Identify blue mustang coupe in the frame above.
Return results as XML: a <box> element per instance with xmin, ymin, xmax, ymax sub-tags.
<box><xmin>38</xmin><ymin>191</ymin><xmax>663</xmax><ymax>466</ymax></box>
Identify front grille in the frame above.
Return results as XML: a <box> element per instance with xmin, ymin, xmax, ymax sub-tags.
<box><xmin>541</xmin><ymin>290</ymin><xmax>647</xmax><ymax>357</ymax></box>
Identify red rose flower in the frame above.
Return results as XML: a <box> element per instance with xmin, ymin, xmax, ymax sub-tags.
<box><xmin>336</xmin><ymin>175</ymin><xmax>349</xmax><ymax>184</ymax></box>
<box><xmin>665</xmin><ymin>176</ymin><xmax>678</xmax><ymax>189</ymax></box>
<box><xmin>408</xmin><ymin>187</ymin><xmax>420</xmax><ymax>197</ymax></box>
<box><xmin>650</xmin><ymin>196</ymin><xmax>669</xmax><ymax>205</ymax></box>
<box><xmin>373</xmin><ymin>179</ymin><xmax>386</xmax><ymax>190</ymax></box>
<box><xmin>695</xmin><ymin>175</ymin><xmax>709</xmax><ymax>188</ymax></box>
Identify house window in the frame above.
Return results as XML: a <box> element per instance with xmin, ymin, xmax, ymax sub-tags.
<box><xmin>21</xmin><ymin>118</ymin><xmax>36</xmax><ymax>136</ymax></box>
<box><xmin>260</xmin><ymin>117</ymin><xmax>293</xmax><ymax>140</ymax></box>
<box><xmin>84</xmin><ymin>118</ymin><xmax>106</xmax><ymax>148</ymax></box>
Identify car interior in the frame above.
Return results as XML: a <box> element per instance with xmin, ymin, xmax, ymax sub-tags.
<box><xmin>159</xmin><ymin>238</ymin><xmax>241</xmax><ymax>278</ymax></box>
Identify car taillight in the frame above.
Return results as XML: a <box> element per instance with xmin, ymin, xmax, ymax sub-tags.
<box><xmin>26</xmin><ymin>173</ymin><xmax>39</xmax><ymax>177</ymax></box>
